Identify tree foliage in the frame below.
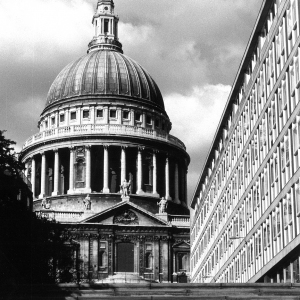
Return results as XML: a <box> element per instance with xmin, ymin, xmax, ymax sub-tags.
<box><xmin>0</xmin><ymin>130</ymin><xmax>25</xmax><ymax>203</ymax></box>
<box><xmin>0</xmin><ymin>131</ymin><xmax>76</xmax><ymax>297</ymax></box>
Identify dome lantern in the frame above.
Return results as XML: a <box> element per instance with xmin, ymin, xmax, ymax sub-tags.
<box><xmin>88</xmin><ymin>0</ymin><xmax>122</xmax><ymax>53</ymax></box>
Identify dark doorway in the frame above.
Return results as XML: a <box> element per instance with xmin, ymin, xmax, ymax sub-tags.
<box><xmin>116</xmin><ymin>242</ymin><xmax>134</xmax><ymax>272</ymax></box>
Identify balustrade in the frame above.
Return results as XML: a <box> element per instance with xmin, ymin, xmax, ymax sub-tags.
<box><xmin>22</xmin><ymin>124</ymin><xmax>186</xmax><ymax>150</ymax></box>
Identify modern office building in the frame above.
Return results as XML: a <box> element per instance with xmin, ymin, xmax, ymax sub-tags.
<box><xmin>190</xmin><ymin>0</ymin><xmax>300</xmax><ymax>283</ymax></box>
<box><xmin>19</xmin><ymin>0</ymin><xmax>190</xmax><ymax>283</ymax></box>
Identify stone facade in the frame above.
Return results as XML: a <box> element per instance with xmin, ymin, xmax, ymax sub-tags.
<box><xmin>20</xmin><ymin>0</ymin><xmax>190</xmax><ymax>283</ymax></box>
<box><xmin>191</xmin><ymin>0</ymin><xmax>300</xmax><ymax>284</ymax></box>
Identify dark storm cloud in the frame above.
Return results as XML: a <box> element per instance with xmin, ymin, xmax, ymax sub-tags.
<box><xmin>0</xmin><ymin>0</ymin><xmax>263</xmax><ymax>201</ymax></box>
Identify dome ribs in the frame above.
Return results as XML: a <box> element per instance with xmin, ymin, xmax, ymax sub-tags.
<box><xmin>122</xmin><ymin>55</ymin><xmax>139</xmax><ymax>97</ymax></box>
<box><xmin>132</xmin><ymin>61</ymin><xmax>150</xmax><ymax>101</ymax></box>
<box><xmin>45</xmin><ymin>50</ymin><xmax>165</xmax><ymax>110</ymax></box>
<box><xmin>107</xmin><ymin>51</ymin><xmax>118</xmax><ymax>94</ymax></box>
<box><xmin>46</xmin><ymin>63</ymin><xmax>71</xmax><ymax>105</ymax></box>
<box><xmin>95</xmin><ymin>50</ymin><xmax>105</xmax><ymax>93</ymax></box>
<box><xmin>60</xmin><ymin>57</ymin><xmax>83</xmax><ymax>99</ymax></box>
<box><xmin>69</xmin><ymin>54</ymin><xmax>90</xmax><ymax>96</ymax></box>
<box><xmin>125</xmin><ymin>56</ymin><xmax>143</xmax><ymax>99</ymax></box>
<box><xmin>81</xmin><ymin>51</ymin><xmax>98</xmax><ymax>95</ymax></box>
<box><xmin>104</xmin><ymin>50</ymin><xmax>108</xmax><ymax>94</ymax></box>
<box><xmin>113</xmin><ymin>52</ymin><xmax>130</xmax><ymax>95</ymax></box>
<box><xmin>143</xmin><ymin>70</ymin><xmax>165</xmax><ymax>110</ymax></box>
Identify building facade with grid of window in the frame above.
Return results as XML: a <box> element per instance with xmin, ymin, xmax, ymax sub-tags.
<box><xmin>19</xmin><ymin>0</ymin><xmax>190</xmax><ymax>283</ymax></box>
<box><xmin>190</xmin><ymin>0</ymin><xmax>300</xmax><ymax>284</ymax></box>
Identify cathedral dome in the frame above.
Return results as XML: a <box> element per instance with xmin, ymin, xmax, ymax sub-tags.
<box><xmin>45</xmin><ymin>50</ymin><xmax>165</xmax><ymax>111</ymax></box>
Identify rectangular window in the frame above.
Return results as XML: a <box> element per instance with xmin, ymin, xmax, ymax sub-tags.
<box><xmin>123</xmin><ymin>111</ymin><xmax>129</xmax><ymax>119</ymax></box>
<box><xmin>110</xmin><ymin>109</ymin><xmax>117</xmax><ymax>118</ymax></box>
<box><xmin>282</xmin><ymin>81</ymin><xmax>287</xmax><ymax>109</ymax></box>
<box><xmin>292</xmin><ymin>0</ymin><xmax>297</xmax><ymax>25</ymax></box>
<box><xmin>290</xmin><ymin>66</ymin><xmax>295</xmax><ymax>94</ymax></box>
<box><xmin>285</xmin><ymin>139</ymin><xmax>290</xmax><ymax>165</ymax></box>
<box><xmin>104</xmin><ymin>19</ymin><xmax>109</xmax><ymax>34</ymax></box>
<box><xmin>280</xmin><ymin>26</ymin><xmax>285</xmax><ymax>54</ymax></box>
<box><xmin>135</xmin><ymin>112</ymin><xmax>141</xmax><ymax>122</ymax></box>
<box><xmin>296</xmin><ymin>57</ymin><xmax>300</xmax><ymax>85</ymax></box>
<box><xmin>59</xmin><ymin>114</ymin><xmax>65</xmax><ymax>123</ymax></box>
<box><xmin>146</xmin><ymin>115</ymin><xmax>152</xmax><ymax>125</ymax></box>
<box><xmin>273</xmin><ymin>213</ymin><xmax>277</xmax><ymax>238</ymax></box>
<box><xmin>97</xmin><ymin>109</ymin><xmax>103</xmax><ymax>118</ymax></box>
<box><xmin>277</xmin><ymin>210</ymin><xmax>281</xmax><ymax>234</ymax></box>
<box><xmin>83</xmin><ymin>110</ymin><xmax>90</xmax><ymax>119</ymax></box>
<box><xmin>278</xmin><ymin>89</ymin><xmax>283</xmax><ymax>116</ymax></box>
<box><xmin>281</xmin><ymin>145</ymin><xmax>285</xmax><ymax>169</ymax></box>
<box><xmin>288</xmin><ymin>7</ymin><xmax>293</xmax><ymax>36</ymax></box>
<box><xmin>274</xmin><ymin>156</ymin><xmax>278</xmax><ymax>180</ymax></box>
<box><xmin>270</xmin><ymin>162</ymin><xmax>274</xmax><ymax>183</ymax></box>
<box><xmin>51</xmin><ymin>117</ymin><xmax>55</xmax><ymax>125</ymax></box>
<box><xmin>296</xmin><ymin>187</ymin><xmax>300</xmax><ymax>214</ymax></box>
<box><xmin>70</xmin><ymin>111</ymin><xmax>76</xmax><ymax>120</ymax></box>
<box><xmin>155</xmin><ymin>119</ymin><xmax>159</xmax><ymax>127</ymax></box>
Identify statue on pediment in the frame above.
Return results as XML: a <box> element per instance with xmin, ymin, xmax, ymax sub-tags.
<box><xmin>83</xmin><ymin>194</ymin><xmax>91</xmax><ymax>210</ymax></box>
<box><xmin>41</xmin><ymin>198</ymin><xmax>51</xmax><ymax>210</ymax></box>
<box><xmin>157</xmin><ymin>197</ymin><xmax>168</xmax><ymax>214</ymax></box>
<box><xmin>120</xmin><ymin>179</ymin><xmax>131</xmax><ymax>198</ymax></box>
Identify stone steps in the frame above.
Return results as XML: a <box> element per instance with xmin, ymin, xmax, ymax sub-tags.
<box><xmin>3</xmin><ymin>283</ymin><xmax>300</xmax><ymax>300</ymax></box>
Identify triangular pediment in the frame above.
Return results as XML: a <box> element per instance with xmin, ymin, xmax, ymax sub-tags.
<box><xmin>81</xmin><ymin>201</ymin><xmax>169</xmax><ymax>226</ymax></box>
<box><xmin>173</xmin><ymin>241</ymin><xmax>190</xmax><ymax>249</ymax></box>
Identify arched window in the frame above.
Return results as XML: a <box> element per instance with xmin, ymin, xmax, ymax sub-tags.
<box><xmin>99</xmin><ymin>251</ymin><xmax>107</xmax><ymax>267</ymax></box>
<box><xmin>178</xmin><ymin>253</ymin><xmax>189</xmax><ymax>272</ymax></box>
<box><xmin>145</xmin><ymin>252</ymin><xmax>153</xmax><ymax>269</ymax></box>
<box><xmin>76</xmin><ymin>159</ymin><xmax>84</xmax><ymax>182</ymax></box>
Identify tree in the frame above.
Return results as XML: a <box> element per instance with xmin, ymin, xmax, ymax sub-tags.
<box><xmin>0</xmin><ymin>131</ymin><xmax>76</xmax><ymax>298</ymax></box>
<box><xmin>0</xmin><ymin>130</ymin><xmax>26</xmax><ymax>204</ymax></box>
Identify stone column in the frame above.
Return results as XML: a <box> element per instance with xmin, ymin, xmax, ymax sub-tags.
<box><xmin>153</xmin><ymin>150</ymin><xmax>159</xmax><ymax>197</ymax></box>
<box><xmin>174</xmin><ymin>163</ymin><xmax>181</xmax><ymax>204</ymax></box>
<box><xmin>103</xmin><ymin>145</ymin><xmax>110</xmax><ymax>193</ymax></box>
<box><xmin>68</xmin><ymin>147</ymin><xmax>75</xmax><ymax>194</ymax></box>
<box><xmin>165</xmin><ymin>156</ymin><xmax>171</xmax><ymax>200</ymax></box>
<box><xmin>184</xmin><ymin>168</ymin><xmax>188</xmax><ymax>206</ymax></box>
<box><xmin>85</xmin><ymin>145</ymin><xmax>92</xmax><ymax>193</ymax></box>
<box><xmin>25</xmin><ymin>161</ymin><xmax>29</xmax><ymax>178</ymax></box>
<box><xmin>121</xmin><ymin>146</ymin><xmax>126</xmax><ymax>184</ymax></box>
<box><xmin>31</xmin><ymin>157</ymin><xmax>36</xmax><ymax>199</ymax></box>
<box><xmin>136</xmin><ymin>147</ymin><xmax>144</xmax><ymax>194</ymax></box>
<box><xmin>52</xmin><ymin>149</ymin><xmax>60</xmax><ymax>196</ymax></box>
<box><xmin>39</xmin><ymin>152</ymin><xmax>46</xmax><ymax>199</ymax></box>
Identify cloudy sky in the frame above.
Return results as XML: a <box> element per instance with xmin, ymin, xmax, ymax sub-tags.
<box><xmin>0</xmin><ymin>0</ymin><xmax>263</xmax><ymax>204</ymax></box>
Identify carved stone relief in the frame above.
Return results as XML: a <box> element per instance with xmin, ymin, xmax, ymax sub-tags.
<box><xmin>113</xmin><ymin>210</ymin><xmax>139</xmax><ymax>225</ymax></box>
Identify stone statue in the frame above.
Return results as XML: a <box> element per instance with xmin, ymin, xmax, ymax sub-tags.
<box><xmin>157</xmin><ymin>197</ymin><xmax>168</xmax><ymax>214</ymax></box>
<box><xmin>41</xmin><ymin>198</ymin><xmax>51</xmax><ymax>210</ymax></box>
<box><xmin>120</xmin><ymin>179</ymin><xmax>131</xmax><ymax>198</ymax></box>
<box><xmin>83</xmin><ymin>194</ymin><xmax>91</xmax><ymax>210</ymax></box>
